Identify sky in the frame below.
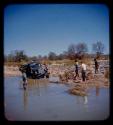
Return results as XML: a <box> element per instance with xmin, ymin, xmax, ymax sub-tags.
<box><xmin>4</xmin><ymin>4</ymin><xmax>109</xmax><ymax>56</ymax></box>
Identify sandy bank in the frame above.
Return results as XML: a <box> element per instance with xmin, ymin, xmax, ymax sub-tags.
<box><xmin>4</xmin><ymin>66</ymin><xmax>21</xmax><ymax>77</ymax></box>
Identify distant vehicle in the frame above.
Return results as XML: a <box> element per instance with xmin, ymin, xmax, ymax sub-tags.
<box><xmin>19</xmin><ymin>62</ymin><xmax>49</xmax><ymax>79</ymax></box>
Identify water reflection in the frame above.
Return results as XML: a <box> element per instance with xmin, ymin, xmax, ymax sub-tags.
<box><xmin>76</xmin><ymin>96</ymin><xmax>81</xmax><ymax>104</ymax></box>
<box><xmin>5</xmin><ymin>77</ymin><xmax>109</xmax><ymax>120</ymax></box>
<box><xmin>84</xmin><ymin>96</ymin><xmax>88</xmax><ymax>104</ymax></box>
<box><xmin>23</xmin><ymin>89</ymin><xmax>28</xmax><ymax>110</ymax></box>
<box><xmin>76</xmin><ymin>95</ymin><xmax>89</xmax><ymax>113</ymax></box>
<box><xmin>76</xmin><ymin>95</ymin><xmax>88</xmax><ymax>105</ymax></box>
<box><xmin>28</xmin><ymin>79</ymin><xmax>49</xmax><ymax>96</ymax></box>
<box><xmin>27</xmin><ymin>79</ymin><xmax>49</xmax><ymax>89</ymax></box>
<box><xmin>83</xmin><ymin>97</ymin><xmax>89</xmax><ymax>113</ymax></box>
<box><xmin>21</xmin><ymin>78</ymin><xmax>49</xmax><ymax>109</ymax></box>
<box><xmin>96</xmin><ymin>85</ymin><xmax>100</xmax><ymax>96</ymax></box>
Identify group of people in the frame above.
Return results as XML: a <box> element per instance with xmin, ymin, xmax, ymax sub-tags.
<box><xmin>74</xmin><ymin>58</ymin><xmax>99</xmax><ymax>82</ymax></box>
<box><xmin>21</xmin><ymin>58</ymin><xmax>99</xmax><ymax>87</ymax></box>
<box><xmin>74</xmin><ymin>60</ymin><xmax>86</xmax><ymax>82</ymax></box>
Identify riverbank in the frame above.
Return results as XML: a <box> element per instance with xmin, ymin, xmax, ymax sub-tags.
<box><xmin>4</xmin><ymin>66</ymin><xmax>21</xmax><ymax>77</ymax></box>
<box><xmin>4</xmin><ymin>59</ymin><xmax>109</xmax><ymax>90</ymax></box>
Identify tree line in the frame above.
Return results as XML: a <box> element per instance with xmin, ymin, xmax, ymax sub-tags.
<box><xmin>4</xmin><ymin>41</ymin><xmax>108</xmax><ymax>63</ymax></box>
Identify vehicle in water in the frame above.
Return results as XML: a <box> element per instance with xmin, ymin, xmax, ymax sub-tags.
<box><xmin>19</xmin><ymin>62</ymin><xmax>49</xmax><ymax>79</ymax></box>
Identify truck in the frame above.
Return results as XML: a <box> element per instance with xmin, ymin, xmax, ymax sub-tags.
<box><xmin>19</xmin><ymin>62</ymin><xmax>49</xmax><ymax>79</ymax></box>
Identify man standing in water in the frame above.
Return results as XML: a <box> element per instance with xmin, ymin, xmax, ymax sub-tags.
<box><xmin>22</xmin><ymin>70</ymin><xmax>27</xmax><ymax>90</ymax></box>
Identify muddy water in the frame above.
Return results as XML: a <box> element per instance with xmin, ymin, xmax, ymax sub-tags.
<box><xmin>4</xmin><ymin>76</ymin><xmax>109</xmax><ymax>121</ymax></box>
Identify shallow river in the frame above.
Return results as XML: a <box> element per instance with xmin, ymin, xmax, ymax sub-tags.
<box><xmin>4</xmin><ymin>76</ymin><xmax>109</xmax><ymax>121</ymax></box>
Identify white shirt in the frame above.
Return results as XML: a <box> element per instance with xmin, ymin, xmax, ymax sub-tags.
<box><xmin>22</xmin><ymin>72</ymin><xmax>27</xmax><ymax>78</ymax></box>
<box><xmin>75</xmin><ymin>62</ymin><xmax>78</xmax><ymax>65</ymax></box>
<box><xmin>81</xmin><ymin>63</ymin><xmax>87</xmax><ymax>71</ymax></box>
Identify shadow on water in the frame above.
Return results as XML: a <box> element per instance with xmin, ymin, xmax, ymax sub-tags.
<box><xmin>4</xmin><ymin>76</ymin><xmax>109</xmax><ymax>121</ymax></box>
<box><xmin>96</xmin><ymin>85</ymin><xmax>100</xmax><ymax>96</ymax></box>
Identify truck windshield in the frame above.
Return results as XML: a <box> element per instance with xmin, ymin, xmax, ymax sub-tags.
<box><xmin>30</xmin><ymin>63</ymin><xmax>39</xmax><ymax>69</ymax></box>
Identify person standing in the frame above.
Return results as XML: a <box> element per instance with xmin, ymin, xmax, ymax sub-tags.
<box><xmin>81</xmin><ymin>61</ymin><xmax>87</xmax><ymax>82</ymax></box>
<box><xmin>94</xmin><ymin>58</ymin><xmax>99</xmax><ymax>74</ymax></box>
<box><xmin>43</xmin><ymin>63</ymin><xmax>49</xmax><ymax>78</ymax></box>
<box><xmin>44</xmin><ymin>63</ymin><xmax>48</xmax><ymax>73</ymax></box>
<box><xmin>22</xmin><ymin>71</ymin><xmax>27</xmax><ymax>89</ymax></box>
<box><xmin>74</xmin><ymin>60</ymin><xmax>79</xmax><ymax>80</ymax></box>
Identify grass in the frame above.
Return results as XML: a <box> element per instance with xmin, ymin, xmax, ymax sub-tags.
<box><xmin>4</xmin><ymin>61</ymin><xmax>27</xmax><ymax>67</ymax></box>
<box><xmin>4</xmin><ymin>57</ymin><xmax>104</xmax><ymax>67</ymax></box>
<box><xmin>48</xmin><ymin>58</ymin><xmax>93</xmax><ymax>66</ymax></box>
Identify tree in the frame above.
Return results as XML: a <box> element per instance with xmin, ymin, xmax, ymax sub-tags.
<box><xmin>6</xmin><ymin>50</ymin><xmax>28</xmax><ymax>62</ymax></box>
<box><xmin>6</xmin><ymin>52</ymin><xmax>15</xmax><ymax>62</ymax></box>
<box><xmin>4</xmin><ymin>54</ymin><xmax>7</xmax><ymax>62</ymax></box>
<box><xmin>67</xmin><ymin>43</ymin><xmax>88</xmax><ymax>60</ymax></box>
<box><xmin>76</xmin><ymin>43</ymin><xmax>88</xmax><ymax>54</ymax></box>
<box><xmin>48</xmin><ymin>52</ymin><xmax>57</xmax><ymax>60</ymax></box>
<box><xmin>67</xmin><ymin>44</ymin><xmax>76</xmax><ymax>60</ymax></box>
<box><xmin>62</xmin><ymin>51</ymin><xmax>69</xmax><ymax>59</ymax></box>
<box><xmin>37</xmin><ymin>55</ymin><xmax>42</xmax><ymax>62</ymax></box>
<box><xmin>14</xmin><ymin>50</ymin><xmax>28</xmax><ymax>62</ymax></box>
<box><xmin>43</xmin><ymin>55</ymin><xmax>48</xmax><ymax>60</ymax></box>
<box><xmin>76</xmin><ymin>43</ymin><xmax>88</xmax><ymax>59</ymax></box>
<box><xmin>92</xmin><ymin>41</ymin><xmax>105</xmax><ymax>58</ymax></box>
<box><xmin>57</xmin><ymin>54</ymin><xmax>64</xmax><ymax>60</ymax></box>
<box><xmin>30</xmin><ymin>56</ymin><xmax>38</xmax><ymax>61</ymax></box>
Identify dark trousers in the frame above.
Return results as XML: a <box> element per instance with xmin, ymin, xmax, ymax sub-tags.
<box><xmin>75</xmin><ymin>70</ymin><xmax>79</xmax><ymax>78</ymax></box>
<box><xmin>82</xmin><ymin>70</ymin><xmax>86</xmax><ymax>81</ymax></box>
<box><xmin>95</xmin><ymin>64</ymin><xmax>99</xmax><ymax>74</ymax></box>
<box><xmin>95</xmin><ymin>67</ymin><xmax>98</xmax><ymax>74</ymax></box>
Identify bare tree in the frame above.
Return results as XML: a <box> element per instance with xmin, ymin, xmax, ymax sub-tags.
<box><xmin>6</xmin><ymin>53</ymin><xmax>14</xmax><ymax>62</ymax></box>
<box><xmin>43</xmin><ymin>55</ymin><xmax>48</xmax><ymax>60</ymax></box>
<box><xmin>62</xmin><ymin>51</ymin><xmax>69</xmax><ymax>59</ymax></box>
<box><xmin>30</xmin><ymin>56</ymin><xmax>38</xmax><ymax>61</ymax></box>
<box><xmin>6</xmin><ymin>50</ymin><xmax>28</xmax><ymax>62</ymax></box>
<box><xmin>76</xmin><ymin>43</ymin><xmax>88</xmax><ymax>54</ymax></box>
<box><xmin>4</xmin><ymin>54</ymin><xmax>7</xmax><ymax>62</ymax></box>
<box><xmin>92</xmin><ymin>41</ymin><xmax>105</xmax><ymax>58</ymax></box>
<box><xmin>14</xmin><ymin>50</ymin><xmax>28</xmax><ymax>62</ymax></box>
<box><xmin>37</xmin><ymin>55</ymin><xmax>42</xmax><ymax>62</ymax></box>
<box><xmin>48</xmin><ymin>52</ymin><xmax>57</xmax><ymax>60</ymax></box>
<box><xmin>67</xmin><ymin>43</ymin><xmax>88</xmax><ymax>60</ymax></box>
<box><xmin>75</xmin><ymin>43</ymin><xmax>88</xmax><ymax>59</ymax></box>
<box><xmin>67</xmin><ymin>44</ymin><xmax>76</xmax><ymax>59</ymax></box>
<box><xmin>57</xmin><ymin>53</ymin><xmax>65</xmax><ymax>60</ymax></box>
